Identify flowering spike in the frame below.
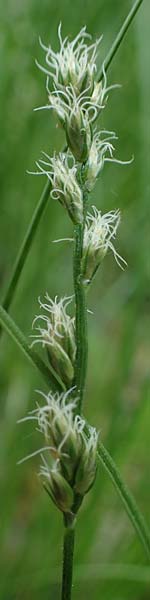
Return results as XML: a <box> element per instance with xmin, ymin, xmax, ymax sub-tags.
<box><xmin>47</xmin><ymin>86</ymin><xmax>98</xmax><ymax>162</ymax></box>
<box><xmin>24</xmin><ymin>24</ymin><xmax>132</xmax><ymax>524</ymax></box>
<box><xmin>19</xmin><ymin>389</ymin><xmax>98</xmax><ymax>515</ymax></box>
<box><xmin>41</xmin><ymin>462</ymin><xmax>74</xmax><ymax>513</ymax></box>
<box><xmin>74</xmin><ymin>425</ymin><xmax>98</xmax><ymax>495</ymax></box>
<box><xmin>83</xmin><ymin>129</ymin><xmax>118</xmax><ymax>190</ymax></box>
<box><xmin>82</xmin><ymin>207</ymin><xmax>126</xmax><ymax>284</ymax></box>
<box><xmin>30</xmin><ymin>152</ymin><xmax>83</xmax><ymax>223</ymax></box>
<box><xmin>31</xmin><ymin>295</ymin><xmax>76</xmax><ymax>388</ymax></box>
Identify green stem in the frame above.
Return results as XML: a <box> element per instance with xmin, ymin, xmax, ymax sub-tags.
<box><xmin>98</xmin><ymin>441</ymin><xmax>150</xmax><ymax>560</ymax></box>
<box><xmin>61</xmin><ymin>524</ymin><xmax>75</xmax><ymax>600</ymax></box>
<box><xmin>98</xmin><ymin>0</ymin><xmax>144</xmax><ymax>81</ymax></box>
<box><xmin>73</xmin><ymin>192</ymin><xmax>88</xmax><ymax>413</ymax></box>
<box><xmin>0</xmin><ymin>304</ymin><xmax>63</xmax><ymax>392</ymax></box>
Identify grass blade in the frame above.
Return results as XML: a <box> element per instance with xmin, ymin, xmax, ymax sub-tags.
<box><xmin>98</xmin><ymin>441</ymin><xmax>150</xmax><ymax>560</ymax></box>
<box><xmin>98</xmin><ymin>0</ymin><xmax>144</xmax><ymax>80</ymax></box>
<box><xmin>0</xmin><ymin>304</ymin><xmax>63</xmax><ymax>392</ymax></box>
<box><xmin>1</xmin><ymin>179</ymin><xmax>51</xmax><ymax>315</ymax></box>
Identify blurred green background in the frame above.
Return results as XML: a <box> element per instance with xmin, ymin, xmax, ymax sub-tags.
<box><xmin>0</xmin><ymin>0</ymin><xmax>150</xmax><ymax>598</ymax></box>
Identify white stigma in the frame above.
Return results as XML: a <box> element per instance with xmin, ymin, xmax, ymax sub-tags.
<box><xmin>84</xmin><ymin>207</ymin><xmax>127</xmax><ymax>270</ymax></box>
<box><xmin>37</xmin><ymin>24</ymin><xmax>102</xmax><ymax>96</ymax></box>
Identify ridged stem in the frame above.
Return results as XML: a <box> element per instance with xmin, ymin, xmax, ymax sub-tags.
<box><xmin>61</xmin><ymin>524</ymin><xmax>75</xmax><ymax>600</ymax></box>
<box><xmin>73</xmin><ymin>191</ymin><xmax>88</xmax><ymax>414</ymax></box>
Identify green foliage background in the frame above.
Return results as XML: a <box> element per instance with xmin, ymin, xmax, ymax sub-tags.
<box><xmin>0</xmin><ymin>1</ymin><xmax>150</xmax><ymax>598</ymax></box>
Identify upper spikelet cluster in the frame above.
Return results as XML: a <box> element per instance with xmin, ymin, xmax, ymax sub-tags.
<box><xmin>30</xmin><ymin>23</ymin><xmax>127</xmax><ymax>258</ymax></box>
<box><xmin>38</xmin><ymin>24</ymin><xmax>102</xmax><ymax>95</ymax></box>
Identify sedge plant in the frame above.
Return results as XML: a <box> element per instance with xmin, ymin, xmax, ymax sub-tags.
<box><xmin>17</xmin><ymin>18</ymin><xmax>146</xmax><ymax>599</ymax></box>
<box><xmin>0</xmin><ymin>2</ymin><xmax>150</xmax><ymax>600</ymax></box>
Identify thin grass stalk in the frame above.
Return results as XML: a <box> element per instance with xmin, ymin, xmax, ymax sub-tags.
<box><xmin>0</xmin><ymin>304</ymin><xmax>63</xmax><ymax>392</ymax></box>
<box><xmin>1</xmin><ymin>179</ymin><xmax>50</xmax><ymax>313</ymax></box>
<box><xmin>73</xmin><ymin>190</ymin><xmax>88</xmax><ymax>414</ymax></box>
<box><xmin>61</xmin><ymin>524</ymin><xmax>75</xmax><ymax>600</ymax></box>
<box><xmin>98</xmin><ymin>0</ymin><xmax>144</xmax><ymax>81</ymax></box>
<box><xmin>98</xmin><ymin>441</ymin><xmax>150</xmax><ymax>560</ymax></box>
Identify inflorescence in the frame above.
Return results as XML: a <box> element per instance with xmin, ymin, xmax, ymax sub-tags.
<box><xmin>19</xmin><ymin>389</ymin><xmax>98</xmax><ymax>517</ymax></box>
<box><xmin>20</xmin><ymin>25</ymin><xmax>129</xmax><ymax>520</ymax></box>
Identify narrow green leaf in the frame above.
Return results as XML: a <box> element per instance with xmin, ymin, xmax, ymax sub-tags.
<box><xmin>98</xmin><ymin>0</ymin><xmax>144</xmax><ymax>80</ymax></box>
<box><xmin>98</xmin><ymin>441</ymin><xmax>150</xmax><ymax>560</ymax></box>
<box><xmin>0</xmin><ymin>304</ymin><xmax>63</xmax><ymax>392</ymax></box>
<box><xmin>1</xmin><ymin>179</ymin><xmax>51</xmax><ymax>316</ymax></box>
